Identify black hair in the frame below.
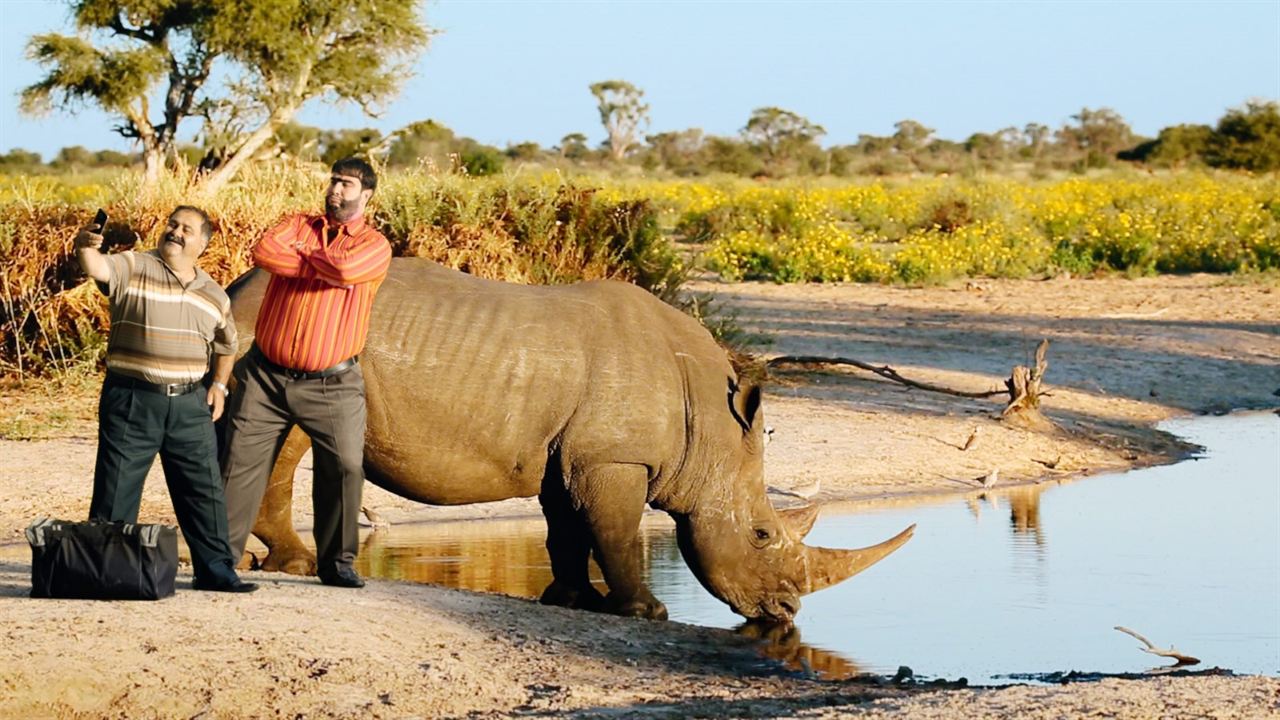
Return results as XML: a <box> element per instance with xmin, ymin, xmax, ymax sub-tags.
<box><xmin>331</xmin><ymin>157</ymin><xmax>378</xmax><ymax>193</ymax></box>
<box><xmin>170</xmin><ymin>205</ymin><xmax>214</xmax><ymax>241</ymax></box>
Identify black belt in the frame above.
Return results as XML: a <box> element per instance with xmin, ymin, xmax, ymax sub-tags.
<box><xmin>250</xmin><ymin>345</ymin><xmax>358</xmax><ymax>380</ymax></box>
<box><xmin>106</xmin><ymin>372</ymin><xmax>202</xmax><ymax>397</ymax></box>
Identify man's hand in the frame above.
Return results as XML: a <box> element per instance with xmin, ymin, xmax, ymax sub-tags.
<box><xmin>75</xmin><ymin>223</ymin><xmax>104</xmax><ymax>251</ymax></box>
<box><xmin>75</xmin><ymin>223</ymin><xmax>112</xmax><ymax>284</ymax></box>
<box><xmin>207</xmin><ymin>385</ymin><xmax>227</xmax><ymax>421</ymax></box>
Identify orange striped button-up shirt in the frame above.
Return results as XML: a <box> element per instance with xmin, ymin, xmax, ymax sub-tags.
<box><xmin>252</xmin><ymin>213</ymin><xmax>392</xmax><ymax>371</ymax></box>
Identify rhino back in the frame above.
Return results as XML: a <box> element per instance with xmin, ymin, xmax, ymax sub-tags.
<box><xmin>228</xmin><ymin>259</ymin><xmax>730</xmax><ymax>505</ymax></box>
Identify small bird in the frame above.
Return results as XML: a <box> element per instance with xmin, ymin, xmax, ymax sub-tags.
<box><xmin>789</xmin><ymin>479</ymin><xmax>821</xmax><ymax>499</ymax></box>
<box><xmin>360</xmin><ymin>506</ymin><xmax>391</xmax><ymax>531</ymax></box>
<box><xmin>960</xmin><ymin>426</ymin><xmax>980</xmax><ymax>451</ymax></box>
<box><xmin>768</xmin><ymin>479</ymin><xmax>821</xmax><ymax>500</ymax></box>
<box><xmin>980</xmin><ymin>468</ymin><xmax>999</xmax><ymax>489</ymax></box>
<box><xmin>764</xmin><ymin>426</ymin><xmax>776</xmax><ymax>446</ymax></box>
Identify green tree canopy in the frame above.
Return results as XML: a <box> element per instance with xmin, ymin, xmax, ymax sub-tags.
<box><xmin>558</xmin><ymin>133</ymin><xmax>590</xmax><ymax>160</ymax></box>
<box><xmin>891</xmin><ymin>119</ymin><xmax>933</xmax><ymax>157</ymax></box>
<box><xmin>21</xmin><ymin>0</ymin><xmax>431</xmax><ymax>190</ymax></box>
<box><xmin>385</xmin><ymin>120</ymin><xmax>456</xmax><ymax>168</ymax></box>
<box><xmin>22</xmin><ymin>1</ymin><xmax>212</xmax><ymax>182</ymax></box>
<box><xmin>1057</xmin><ymin>107</ymin><xmax>1133</xmax><ymax>167</ymax></box>
<box><xmin>742</xmin><ymin>107</ymin><xmax>825</xmax><ymax>176</ymax></box>
<box><xmin>0</xmin><ymin>149</ymin><xmax>43</xmax><ymax>167</ymax></box>
<box><xmin>1206</xmin><ymin>100</ymin><xmax>1280</xmax><ymax>172</ymax></box>
<box><xmin>645</xmin><ymin>129</ymin><xmax>705</xmax><ymax>176</ymax></box>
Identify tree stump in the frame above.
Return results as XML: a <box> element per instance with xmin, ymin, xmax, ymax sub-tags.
<box><xmin>1001</xmin><ymin>339</ymin><xmax>1056</xmax><ymax>432</ymax></box>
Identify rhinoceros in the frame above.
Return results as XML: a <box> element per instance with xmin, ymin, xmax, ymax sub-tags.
<box><xmin>224</xmin><ymin>258</ymin><xmax>913</xmax><ymax>622</ymax></box>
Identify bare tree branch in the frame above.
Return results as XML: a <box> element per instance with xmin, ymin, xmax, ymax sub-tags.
<box><xmin>766</xmin><ymin>355</ymin><xmax>1008</xmax><ymax>399</ymax></box>
<box><xmin>1114</xmin><ymin>626</ymin><xmax>1201</xmax><ymax>666</ymax></box>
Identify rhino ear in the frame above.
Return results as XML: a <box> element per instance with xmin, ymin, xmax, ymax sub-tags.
<box><xmin>729</xmin><ymin>380</ymin><xmax>764</xmax><ymax>435</ymax></box>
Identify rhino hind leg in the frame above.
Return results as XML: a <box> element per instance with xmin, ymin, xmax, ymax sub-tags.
<box><xmin>538</xmin><ymin>463</ymin><xmax>605</xmax><ymax>612</ymax></box>
<box><xmin>253</xmin><ymin>427</ymin><xmax>317</xmax><ymax>575</ymax></box>
<box><xmin>575</xmin><ymin>463</ymin><xmax>668</xmax><ymax>621</ymax></box>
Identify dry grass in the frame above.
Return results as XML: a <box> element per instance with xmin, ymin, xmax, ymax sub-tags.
<box><xmin>0</xmin><ymin>163</ymin><xmax>682</xmax><ymax>379</ymax></box>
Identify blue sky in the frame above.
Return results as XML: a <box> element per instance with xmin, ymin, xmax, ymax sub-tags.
<box><xmin>1</xmin><ymin>0</ymin><xmax>1277</xmax><ymax>159</ymax></box>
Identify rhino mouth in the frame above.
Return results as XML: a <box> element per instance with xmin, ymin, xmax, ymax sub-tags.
<box><xmin>747</xmin><ymin>594</ymin><xmax>798</xmax><ymax>622</ymax></box>
<box><xmin>744</xmin><ymin>593</ymin><xmax>800</xmax><ymax>622</ymax></box>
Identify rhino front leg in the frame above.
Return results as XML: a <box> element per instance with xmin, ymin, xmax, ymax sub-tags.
<box><xmin>577</xmin><ymin>463</ymin><xmax>668</xmax><ymax>621</ymax></box>
<box><xmin>252</xmin><ymin>427</ymin><xmax>317</xmax><ymax>575</ymax></box>
<box><xmin>538</xmin><ymin>464</ymin><xmax>605</xmax><ymax>612</ymax></box>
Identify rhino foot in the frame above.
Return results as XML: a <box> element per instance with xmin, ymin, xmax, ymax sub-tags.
<box><xmin>539</xmin><ymin>581</ymin><xmax>606</xmax><ymax>612</ymax></box>
<box><xmin>605</xmin><ymin>593</ymin><xmax>669</xmax><ymax>621</ymax></box>
<box><xmin>258</xmin><ymin>547</ymin><xmax>317</xmax><ymax>576</ymax></box>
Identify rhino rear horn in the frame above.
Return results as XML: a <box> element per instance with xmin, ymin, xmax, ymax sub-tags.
<box><xmin>777</xmin><ymin>504</ymin><xmax>820</xmax><ymax>540</ymax></box>
<box><xmin>802</xmin><ymin>524</ymin><xmax>916</xmax><ymax>594</ymax></box>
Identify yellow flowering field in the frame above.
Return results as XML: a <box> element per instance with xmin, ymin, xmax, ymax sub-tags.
<box><xmin>601</xmin><ymin>172</ymin><xmax>1280</xmax><ymax>283</ymax></box>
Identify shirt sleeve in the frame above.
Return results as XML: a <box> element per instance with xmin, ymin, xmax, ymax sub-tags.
<box><xmin>212</xmin><ymin>299</ymin><xmax>237</xmax><ymax>356</ymax></box>
<box><xmin>98</xmin><ymin>252</ymin><xmax>135</xmax><ymax>304</ymax></box>
<box><xmin>304</xmin><ymin>230</ymin><xmax>392</xmax><ymax>287</ymax></box>
<box><xmin>252</xmin><ymin>215</ymin><xmax>313</xmax><ymax>278</ymax></box>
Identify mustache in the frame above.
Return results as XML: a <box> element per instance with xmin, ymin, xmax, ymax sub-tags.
<box><xmin>162</xmin><ymin>232</ymin><xmax>186</xmax><ymax>247</ymax></box>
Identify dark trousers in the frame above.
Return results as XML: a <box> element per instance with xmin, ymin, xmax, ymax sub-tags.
<box><xmin>91</xmin><ymin>375</ymin><xmax>239</xmax><ymax>585</ymax></box>
<box><xmin>220</xmin><ymin>351</ymin><xmax>367</xmax><ymax>575</ymax></box>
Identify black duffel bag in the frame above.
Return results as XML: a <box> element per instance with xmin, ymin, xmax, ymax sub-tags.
<box><xmin>26</xmin><ymin>518</ymin><xmax>178</xmax><ymax>600</ymax></box>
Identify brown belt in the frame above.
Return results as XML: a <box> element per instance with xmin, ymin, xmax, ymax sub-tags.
<box><xmin>106</xmin><ymin>372</ymin><xmax>201</xmax><ymax>397</ymax></box>
<box><xmin>250</xmin><ymin>345</ymin><xmax>358</xmax><ymax>380</ymax></box>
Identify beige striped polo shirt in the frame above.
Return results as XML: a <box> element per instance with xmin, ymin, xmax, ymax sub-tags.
<box><xmin>99</xmin><ymin>250</ymin><xmax>237</xmax><ymax>384</ymax></box>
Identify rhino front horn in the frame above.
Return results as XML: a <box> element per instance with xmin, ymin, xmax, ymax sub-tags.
<box><xmin>802</xmin><ymin>524</ymin><xmax>916</xmax><ymax>594</ymax></box>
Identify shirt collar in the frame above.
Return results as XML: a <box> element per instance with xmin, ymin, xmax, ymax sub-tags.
<box><xmin>145</xmin><ymin>249</ymin><xmax>211</xmax><ymax>288</ymax></box>
<box><xmin>318</xmin><ymin>212</ymin><xmax>366</xmax><ymax>235</ymax></box>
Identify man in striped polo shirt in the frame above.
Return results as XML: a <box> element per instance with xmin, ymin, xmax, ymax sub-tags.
<box><xmin>75</xmin><ymin>206</ymin><xmax>256</xmax><ymax>593</ymax></box>
<box><xmin>222</xmin><ymin>157</ymin><xmax>392</xmax><ymax>589</ymax></box>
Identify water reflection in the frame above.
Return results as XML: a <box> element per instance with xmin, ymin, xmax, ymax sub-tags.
<box><xmin>358</xmin><ymin>518</ymin><xmax>590</xmax><ymax>599</ymax></box>
<box><xmin>962</xmin><ymin>484</ymin><xmax>1046</xmax><ymax>547</ymax></box>
<box><xmin>348</xmin><ymin>481</ymin><xmax>1101</xmax><ymax>680</ymax></box>
<box><xmin>355</xmin><ymin>413</ymin><xmax>1278</xmax><ymax>684</ymax></box>
<box><xmin>736</xmin><ymin>620</ymin><xmax>864</xmax><ymax>679</ymax></box>
<box><xmin>353</xmin><ymin>518</ymin><xmax>857</xmax><ymax>676</ymax></box>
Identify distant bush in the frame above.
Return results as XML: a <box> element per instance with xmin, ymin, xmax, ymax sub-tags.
<box><xmin>1205</xmin><ymin>100</ymin><xmax>1280</xmax><ymax>173</ymax></box>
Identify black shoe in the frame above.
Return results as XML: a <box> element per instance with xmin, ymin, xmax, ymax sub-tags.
<box><xmin>192</xmin><ymin>577</ymin><xmax>259</xmax><ymax>593</ymax></box>
<box><xmin>318</xmin><ymin>566</ymin><xmax>365</xmax><ymax>588</ymax></box>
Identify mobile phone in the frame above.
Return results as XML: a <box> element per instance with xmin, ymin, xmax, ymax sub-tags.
<box><xmin>93</xmin><ymin>208</ymin><xmax>109</xmax><ymax>230</ymax></box>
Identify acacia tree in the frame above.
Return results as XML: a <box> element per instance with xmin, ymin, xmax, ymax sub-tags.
<box><xmin>21</xmin><ymin>0</ymin><xmax>430</xmax><ymax>191</ymax></box>
<box><xmin>742</xmin><ymin>107</ymin><xmax>825</xmax><ymax>175</ymax></box>
<box><xmin>891</xmin><ymin>119</ymin><xmax>933</xmax><ymax>169</ymax></box>
<box><xmin>590</xmin><ymin>80</ymin><xmax>649</xmax><ymax>162</ymax></box>
<box><xmin>1023</xmin><ymin>122</ymin><xmax>1051</xmax><ymax>159</ymax></box>
<box><xmin>558</xmin><ymin>133</ymin><xmax>589</xmax><ymax>160</ymax></box>
<box><xmin>21</xmin><ymin>1</ymin><xmax>216</xmax><ymax>185</ymax></box>
<box><xmin>197</xmin><ymin>0</ymin><xmax>429</xmax><ymax>192</ymax></box>
<box><xmin>1056</xmin><ymin>107</ymin><xmax>1133</xmax><ymax>166</ymax></box>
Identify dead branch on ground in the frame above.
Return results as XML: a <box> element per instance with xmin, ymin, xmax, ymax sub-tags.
<box><xmin>1114</xmin><ymin>626</ymin><xmax>1201</xmax><ymax>666</ymax></box>
<box><xmin>765</xmin><ymin>355</ymin><xmax>1006</xmax><ymax>399</ymax></box>
<box><xmin>766</xmin><ymin>340</ymin><xmax>1056</xmax><ymax>429</ymax></box>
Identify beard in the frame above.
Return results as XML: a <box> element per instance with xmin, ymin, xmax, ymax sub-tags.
<box><xmin>326</xmin><ymin>195</ymin><xmax>362</xmax><ymax>222</ymax></box>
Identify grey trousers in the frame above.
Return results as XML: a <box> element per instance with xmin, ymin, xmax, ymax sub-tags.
<box><xmin>220</xmin><ymin>351</ymin><xmax>366</xmax><ymax>574</ymax></box>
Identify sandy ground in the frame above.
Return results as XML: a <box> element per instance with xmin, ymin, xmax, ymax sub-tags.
<box><xmin>1</xmin><ymin>274</ymin><xmax>1278</xmax><ymax>718</ymax></box>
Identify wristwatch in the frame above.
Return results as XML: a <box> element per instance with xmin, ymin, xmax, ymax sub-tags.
<box><xmin>211</xmin><ymin>381</ymin><xmax>230</xmax><ymax>396</ymax></box>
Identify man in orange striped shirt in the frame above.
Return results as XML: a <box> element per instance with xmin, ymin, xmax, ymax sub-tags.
<box><xmin>221</xmin><ymin>158</ymin><xmax>392</xmax><ymax>588</ymax></box>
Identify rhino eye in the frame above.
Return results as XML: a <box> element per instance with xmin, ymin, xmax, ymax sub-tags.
<box><xmin>750</xmin><ymin>526</ymin><xmax>774</xmax><ymax>548</ymax></box>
